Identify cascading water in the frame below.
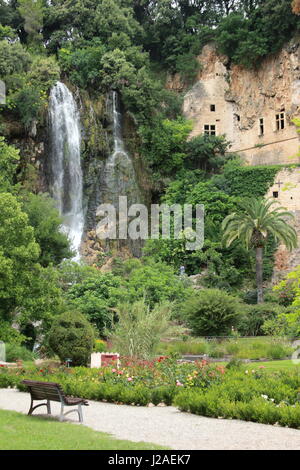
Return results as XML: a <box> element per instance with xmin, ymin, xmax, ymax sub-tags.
<box><xmin>103</xmin><ymin>91</ymin><xmax>141</xmax><ymax>206</ymax></box>
<box><xmin>48</xmin><ymin>81</ymin><xmax>84</xmax><ymax>259</ymax></box>
<box><xmin>98</xmin><ymin>90</ymin><xmax>142</xmax><ymax>256</ymax></box>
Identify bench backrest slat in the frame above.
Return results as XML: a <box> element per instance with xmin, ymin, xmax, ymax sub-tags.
<box><xmin>22</xmin><ymin>380</ymin><xmax>66</xmax><ymax>403</ymax></box>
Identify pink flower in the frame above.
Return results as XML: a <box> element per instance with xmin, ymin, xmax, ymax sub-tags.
<box><xmin>112</xmin><ymin>369</ymin><xmax>117</xmax><ymax>373</ymax></box>
<box><xmin>117</xmin><ymin>370</ymin><xmax>124</xmax><ymax>375</ymax></box>
<box><xmin>128</xmin><ymin>377</ymin><xmax>133</xmax><ymax>382</ymax></box>
<box><xmin>176</xmin><ymin>380</ymin><xmax>183</xmax><ymax>387</ymax></box>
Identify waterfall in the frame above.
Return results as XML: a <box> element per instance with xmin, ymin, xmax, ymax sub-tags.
<box><xmin>102</xmin><ymin>91</ymin><xmax>140</xmax><ymax>207</ymax></box>
<box><xmin>48</xmin><ymin>81</ymin><xmax>84</xmax><ymax>259</ymax></box>
<box><xmin>96</xmin><ymin>90</ymin><xmax>142</xmax><ymax>256</ymax></box>
<box><xmin>111</xmin><ymin>90</ymin><xmax>131</xmax><ymax>163</ymax></box>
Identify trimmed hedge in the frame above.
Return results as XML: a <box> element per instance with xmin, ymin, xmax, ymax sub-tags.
<box><xmin>174</xmin><ymin>369</ymin><xmax>300</xmax><ymax>429</ymax></box>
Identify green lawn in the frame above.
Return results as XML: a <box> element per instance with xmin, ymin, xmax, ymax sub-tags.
<box><xmin>0</xmin><ymin>410</ymin><xmax>166</xmax><ymax>450</ymax></box>
<box><xmin>217</xmin><ymin>359</ymin><xmax>300</xmax><ymax>372</ymax></box>
<box><xmin>242</xmin><ymin>359</ymin><xmax>300</xmax><ymax>371</ymax></box>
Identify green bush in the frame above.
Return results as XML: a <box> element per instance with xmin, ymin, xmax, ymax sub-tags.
<box><xmin>66</xmin><ymin>273</ymin><xmax>121</xmax><ymax>336</ymax></box>
<box><xmin>108</xmin><ymin>300</ymin><xmax>172</xmax><ymax>359</ymax></box>
<box><xmin>94</xmin><ymin>339</ymin><xmax>107</xmax><ymax>353</ymax></box>
<box><xmin>5</xmin><ymin>344</ymin><xmax>35</xmax><ymax>362</ymax></box>
<box><xmin>175</xmin><ymin>369</ymin><xmax>300</xmax><ymax>429</ymax></box>
<box><xmin>183</xmin><ymin>289</ymin><xmax>240</xmax><ymax>336</ymax></box>
<box><xmin>48</xmin><ymin>311</ymin><xmax>94</xmax><ymax>366</ymax></box>
<box><xmin>237</xmin><ymin>303</ymin><xmax>284</xmax><ymax>336</ymax></box>
<box><xmin>0</xmin><ymin>321</ymin><xmax>25</xmax><ymax>345</ymax></box>
<box><xmin>266</xmin><ymin>343</ymin><xmax>293</xmax><ymax>360</ymax></box>
<box><xmin>0</xmin><ymin>40</ymin><xmax>31</xmax><ymax>77</ymax></box>
<box><xmin>209</xmin><ymin>346</ymin><xmax>226</xmax><ymax>359</ymax></box>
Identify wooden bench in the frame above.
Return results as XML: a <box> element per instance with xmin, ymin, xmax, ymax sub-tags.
<box><xmin>22</xmin><ymin>380</ymin><xmax>89</xmax><ymax>423</ymax></box>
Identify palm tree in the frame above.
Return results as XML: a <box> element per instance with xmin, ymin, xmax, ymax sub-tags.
<box><xmin>222</xmin><ymin>198</ymin><xmax>298</xmax><ymax>303</ymax></box>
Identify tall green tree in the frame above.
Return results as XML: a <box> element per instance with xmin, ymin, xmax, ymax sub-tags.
<box><xmin>222</xmin><ymin>198</ymin><xmax>298</xmax><ymax>303</ymax></box>
<box><xmin>0</xmin><ymin>192</ymin><xmax>40</xmax><ymax>318</ymax></box>
<box><xmin>20</xmin><ymin>193</ymin><xmax>73</xmax><ymax>267</ymax></box>
<box><xmin>0</xmin><ymin>137</ymin><xmax>19</xmax><ymax>192</ymax></box>
<box><xmin>18</xmin><ymin>0</ymin><xmax>43</xmax><ymax>45</ymax></box>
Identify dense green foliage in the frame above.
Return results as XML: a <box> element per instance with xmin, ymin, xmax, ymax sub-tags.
<box><xmin>66</xmin><ymin>273</ymin><xmax>121</xmax><ymax>335</ymax></box>
<box><xmin>144</xmin><ymin>159</ymin><xmax>280</xmax><ymax>292</ymax></box>
<box><xmin>175</xmin><ymin>367</ymin><xmax>300</xmax><ymax>429</ymax></box>
<box><xmin>216</xmin><ymin>1</ymin><xmax>299</xmax><ymax>68</ymax></box>
<box><xmin>237</xmin><ymin>303</ymin><xmax>284</xmax><ymax>337</ymax></box>
<box><xmin>0</xmin><ymin>138</ymin><xmax>74</xmax><ymax>347</ymax></box>
<box><xmin>20</xmin><ymin>193</ymin><xmax>74</xmax><ymax>266</ymax></box>
<box><xmin>48</xmin><ymin>311</ymin><xmax>95</xmax><ymax>366</ymax></box>
<box><xmin>222</xmin><ymin>198</ymin><xmax>298</xmax><ymax>302</ymax></box>
<box><xmin>182</xmin><ymin>288</ymin><xmax>240</xmax><ymax>336</ymax></box>
<box><xmin>108</xmin><ymin>300</ymin><xmax>172</xmax><ymax>359</ymax></box>
<box><xmin>0</xmin><ymin>136</ymin><xmax>20</xmax><ymax>191</ymax></box>
<box><xmin>0</xmin><ymin>0</ymin><xmax>298</xmax><ymax>357</ymax></box>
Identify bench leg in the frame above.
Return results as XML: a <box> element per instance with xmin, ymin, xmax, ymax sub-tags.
<box><xmin>47</xmin><ymin>400</ymin><xmax>51</xmax><ymax>415</ymax></box>
<box><xmin>59</xmin><ymin>403</ymin><xmax>64</xmax><ymax>422</ymax></box>
<box><xmin>78</xmin><ymin>404</ymin><xmax>83</xmax><ymax>423</ymax></box>
<box><xmin>28</xmin><ymin>397</ymin><xmax>34</xmax><ymax>415</ymax></box>
<box><xmin>28</xmin><ymin>399</ymin><xmax>49</xmax><ymax>416</ymax></box>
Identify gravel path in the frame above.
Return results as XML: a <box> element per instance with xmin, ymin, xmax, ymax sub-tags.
<box><xmin>1</xmin><ymin>388</ymin><xmax>300</xmax><ymax>450</ymax></box>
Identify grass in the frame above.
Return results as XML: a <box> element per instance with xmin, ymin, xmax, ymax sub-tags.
<box><xmin>157</xmin><ymin>337</ymin><xmax>295</xmax><ymax>360</ymax></box>
<box><xmin>0</xmin><ymin>409</ymin><xmax>167</xmax><ymax>450</ymax></box>
<box><xmin>241</xmin><ymin>359</ymin><xmax>300</xmax><ymax>371</ymax></box>
<box><xmin>215</xmin><ymin>359</ymin><xmax>300</xmax><ymax>371</ymax></box>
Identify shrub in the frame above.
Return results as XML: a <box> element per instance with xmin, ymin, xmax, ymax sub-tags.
<box><xmin>66</xmin><ymin>273</ymin><xmax>121</xmax><ymax>336</ymax></box>
<box><xmin>108</xmin><ymin>300</ymin><xmax>172</xmax><ymax>359</ymax></box>
<box><xmin>94</xmin><ymin>339</ymin><xmax>107</xmax><ymax>353</ymax></box>
<box><xmin>266</xmin><ymin>343</ymin><xmax>293</xmax><ymax>360</ymax></box>
<box><xmin>174</xmin><ymin>369</ymin><xmax>300</xmax><ymax>429</ymax></box>
<box><xmin>209</xmin><ymin>345</ymin><xmax>226</xmax><ymax>359</ymax></box>
<box><xmin>48</xmin><ymin>311</ymin><xmax>94</xmax><ymax>366</ymax></box>
<box><xmin>182</xmin><ymin>289</ymin><xmax>240</xmax><ymax>336</ymax></box>
<box><xmin>237</xmin><ymin>303</ymin><xmax>283</xmax><ymax>336</ymax></box>
<box><xmin>0</xmin><ymin>40</ymin><xmax>31</xmax><ymax>77</ymax></box>
<box><xmin>0</xmin><ymin>321</ymin><xmax>25</xmax><ymax>345</ymax></box>
<box><xmin>5</xmin><ymin>344</ymin><xmax>35</xmax><ymax>362</ymax></box>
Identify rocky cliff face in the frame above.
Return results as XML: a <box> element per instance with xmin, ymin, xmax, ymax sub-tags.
<box><xmin>179</xmin><ymin>39</ymin><xmax>300</xmax><ymax>283</ymax></box>
<box><xmin>80</xmin><ymin>91</ymin><xmax>147</xmax><ymax>263</ymax></box>
<box><xmin>182</xmin><ymin>39</ymin><xmax>300</xmax><ymax>166</ymax></box>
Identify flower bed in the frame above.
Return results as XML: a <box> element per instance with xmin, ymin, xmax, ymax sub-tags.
<box><xmin>0</xmin><ymin>358</ymin><xmax>225</xmax><ymax>406</ymax></box>
<box><xmin>2</xmin><ymin>358</ymin><xmax>300</xmax><ymax>428</ymax></box>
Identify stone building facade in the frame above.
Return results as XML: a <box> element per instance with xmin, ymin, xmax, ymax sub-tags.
<box><xmin>183</xmin><ymin>42</ymin><xmax>300</xmax><ymax>166</ymax></box>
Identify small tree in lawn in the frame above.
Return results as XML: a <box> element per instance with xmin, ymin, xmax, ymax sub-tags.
<box><xmin>222</xmin><ymin>198</ymin><xmax>297</xmax><ymax>303</ymax></box>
